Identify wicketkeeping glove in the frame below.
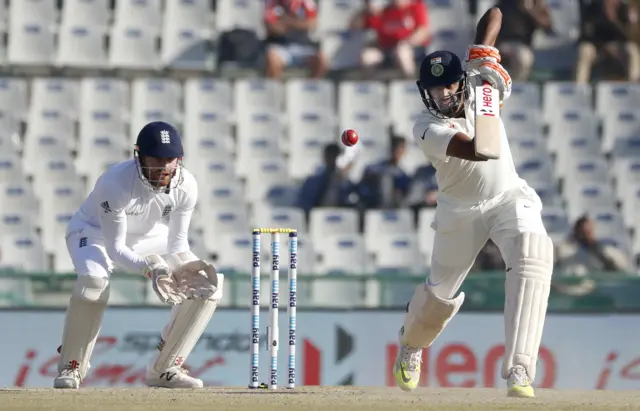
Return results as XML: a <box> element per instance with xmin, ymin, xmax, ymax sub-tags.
<box><xmin>141</xmin><ymin>255</ymin><xmax>186</xmax><ymax>305</ymax></box>
<box><xmin>172</xmin><ymin>259</ymin><xmax>219</xmax><ymax>300</ymax></box>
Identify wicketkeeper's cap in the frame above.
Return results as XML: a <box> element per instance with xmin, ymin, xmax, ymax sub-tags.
<box><xmin>135</xmin><ymin>121</ymin><xmax>184</xmax><ymax>158</ymax></box>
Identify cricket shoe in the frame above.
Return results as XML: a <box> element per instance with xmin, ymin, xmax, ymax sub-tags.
<box><xmin>146</xmin><ymin>366</ymin><xmax>204</xmax><ymax>388</ymax></box>
<box><xmin>507</xmin><ymin>365</ymin><xmax>535</xmax><ymax>398</ymax></box>
<box><xmin>393</xmin><ymin>335</ymin><xmax>422</xmax><ymax>391</ymax></box>
<box><xmin>53</xmin><ymin>368</ymin><xmax>81</xmax><ymax>389</ymax></box>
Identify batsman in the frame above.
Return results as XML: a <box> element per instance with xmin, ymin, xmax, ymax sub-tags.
<box><xmin>54</xmin><ymin>121</ymin><xmax>223</xmax><ymax>389</ymax></box>
<box><xmin>393</xmin><ymin>7</ymin><xmax>553</xmax><ymax>398</ymax></box>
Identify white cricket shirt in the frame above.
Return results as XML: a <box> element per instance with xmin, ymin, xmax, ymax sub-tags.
<box><xmin>67</xmin><ymin>159</ymin><xmax>198</xmax><ymax>272</ymax></box>
<box><xmin>412</xmin><ymin>83</ymin><xmax>524</xmax><ymax>204</ymax></box>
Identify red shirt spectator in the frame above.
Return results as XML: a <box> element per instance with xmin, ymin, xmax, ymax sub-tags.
<box><xmin>364</xmin><ymin>0</ymin><xmax>430</xmax><ymax>50</ymax></box>
<box><xmin>264</xmin><ymin>0</ymin><xmax>317</xmax><ymax>29</ymax></box>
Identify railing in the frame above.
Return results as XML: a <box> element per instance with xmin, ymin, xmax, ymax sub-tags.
<box><xmin>1</xmin><ymin>270</ymin><xmax>640</xmax><ymax>311</ymax></box>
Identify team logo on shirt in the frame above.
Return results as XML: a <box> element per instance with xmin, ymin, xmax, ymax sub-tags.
<box><xmin>162</xmin><ymin>205</ymin><xmax>173</xmax><ymax>217</ymax></box>
<box><xmin>100</xmin><ymin>201</ymin><xmax>111</xmax><ymax>213</ymax></box>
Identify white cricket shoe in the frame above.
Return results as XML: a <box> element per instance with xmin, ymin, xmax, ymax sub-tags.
<box><xmin>53</xmin><ymin>368</ymin><xmax>80</xmax><ymax>389</ymax></box>
<box><xmin>146</xmin><ymin>366</ymin><xmax>204</xmax><ymax>388</ymax></box>
<box><xmin>507</xmin><ymin>365</ymin><xmax>535</xmax><ymax>398</ymax></box>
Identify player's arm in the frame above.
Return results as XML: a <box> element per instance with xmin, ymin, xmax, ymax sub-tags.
<box><xmin>97</xmin><ymin>181</ymin><xmax>149</xmax><ymax>274</ymax></box>
<box><xmin>414</xmin><ymin>122</ymin><xmax>487</xmax><ymax>162</ymax></box>
<box><xmin>167</xmin><ymin>180</ymin><xmax>198</xmax><ymax>255</ymax></box>
<box><xmin>474</xmin><ymin>6</ymin><xmax>502</xmax><ymax>47</ymax></box>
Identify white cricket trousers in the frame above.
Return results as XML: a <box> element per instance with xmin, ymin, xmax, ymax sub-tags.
<box><xmin>66</xmin><ymin>223</ymin><xmax>170</xmax><ymax>278</ymax></box>
<box><xmin>427</xmin><ymin>185</ymin><xmax>547</xmax><ymax>299</ymax></box>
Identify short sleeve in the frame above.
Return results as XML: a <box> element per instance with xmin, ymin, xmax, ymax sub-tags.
<box><xmin>412</xmin><ymin>119</ymin><xmax>457</xmax><ymax>162</ymax></box>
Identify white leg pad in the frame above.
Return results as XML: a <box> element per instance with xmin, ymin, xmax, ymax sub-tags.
<box><xmin>502</xmin><ymin>232</ymin><xmax>554</xmax><ymax>381</ymax></box>
<box><xmin>401</xmin><ymin>283</ymin><xmax>465</xmax><ymax>348</ymax></box>
<box><xmin>57</xmin><ymin>275</ymin><xmax>109</xmax><ymax>379</ymax></box>
<box><xmin>148</xmin><ymin>274</ymin><xmax>224</xmax><ymax>373</ymax></box>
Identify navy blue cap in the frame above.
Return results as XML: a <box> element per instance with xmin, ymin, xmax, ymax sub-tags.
<box><xmin>418</xmin><ymin>50</ymin><xmax>464</xmax><ymax>89</ymax></box>
<box><xmin>135</xmin><ymin>121</ymin><xmax>183</xmax><ymax>158</ymax></box>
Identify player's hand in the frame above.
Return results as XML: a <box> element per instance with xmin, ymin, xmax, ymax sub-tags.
<box><xmin>172</xmin><ymin>259</ymin><xmax>219</xmax><ymax>301</ymax></box>
<box><xmin>142</xmin><ymin>255</ymin><xmax>186</xmax><ymax>305</ymax></box>
<box><xmin>465</xmin><ymin>44</ymin><xmax>512</xmax><ymax>101</ymax></box>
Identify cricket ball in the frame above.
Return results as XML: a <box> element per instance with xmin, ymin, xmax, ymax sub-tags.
<box><xmin>341</xmin><ymin>129</ymin><xmax>359</xmax><ymax>147</ymax></box>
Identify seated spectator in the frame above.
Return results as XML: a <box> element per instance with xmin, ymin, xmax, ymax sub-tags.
<box><xmin>296</xmin><ymin>143</ymin><xmax>356</xmax><ymax>215</ymax></box>
<box><xmin>495</xmin><ymin>0</ymin><xmax>552</xmax><ymax>81</ymax></box>
<box><xmin>555</xmin><ymin>215</ymin><xmax>631</xmax><ymax>276</ymax></box>
<box><xmin>405</xmin><ymin>164</ymin><xmax>438</xmax><ymax>209</ymax></box>
<box><xmin>350</xmin><ymin>0</ymin><xmax>430</xmax><ymax>78</ymax></box>
<box><xmin>358</xmin><ymin>136</ymin><xmax>410</xmax><ymax>209</ymax></box>
<box><xmin>575</xmin><ymin>0</ymin><xmax>640</xmax><ymax>83</ymax></box>
<box><xmin>263</xmin><ymin>0</ymin><xmax>327</xmax><ymax>79</ymax></box>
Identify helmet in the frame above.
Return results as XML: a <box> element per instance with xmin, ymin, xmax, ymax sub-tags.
<box><xmin>416</xmin><ymin>50</ymin><xmax>468</xmax><ymax>118</ymax></box>
<box><xmin>134</xmin><ymin>121</ymin><xmax>184</xmax><ymax>192</ymax></box>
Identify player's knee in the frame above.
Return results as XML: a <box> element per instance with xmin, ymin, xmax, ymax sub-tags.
<box><xmin>508</xmin><ymin>232</ymin><xmax>554</xmax><ymax>281</ymax></box>
<box><xmin>72</xmin><ymin>275</ymin><xmax>110</xmax><ymax>304</ymax></box>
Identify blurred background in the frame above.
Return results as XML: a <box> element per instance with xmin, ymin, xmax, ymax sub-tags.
<box><xmin>1</xmin><ymin>0</ymin><xmax>640</xmax><ymax>389</ymax></box>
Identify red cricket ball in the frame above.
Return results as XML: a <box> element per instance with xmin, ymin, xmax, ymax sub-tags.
<box><xmin>341</xmin><ymin>129</ymin><xmax>359</xmax><ymax>147</ymax></box>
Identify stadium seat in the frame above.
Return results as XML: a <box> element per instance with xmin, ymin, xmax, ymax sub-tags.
<box><xmin>61</xmin><ymin>0</ymin><xmax>109</xmax><ymax>29</ymax></box>
<box><xmin>9</xmin><ymin>0</ymin><xmax>57</xmax><ymax>26</ymax></box>
<box><xmin>0</xmin><ymin>182</ymin><xmax>39</xmax><ymax>215</ymax></box>
<box><xmin>318</xmin><ymin>0</ymin><xmax>362</xmax><ymax>33</ymax></box>
<box><xmin>0</xmin><ymin>156</ymin><xmax>26</xmax><ymax>183</ymax></box>
<box><xmin>41</xmin><ymin>209</ymin><xmax>76</xmax><ymax>253</ymax></box>
<box><xmin>602</xmin><ymin>110</ymin><xmax>640</xmax><ymax>154</ymax></box>
<box><xmin>161</xmin><ymin>26</ymin><xmax>211</xmax><ymax>70</ymax></box>
<box><xmin>389</xmin><ymin>80</ymin><xmax>424</xmax><ymax>138</ymax></box>
<box><xmin>200</xmin><ymin>181</ymin><xmax>246</xmax><ymax>208</ymax></box>
<box><xmin>540</xmin><ymin>206</ymin><xmax>570</xmax><ymax>236</ymax></box>
<box><xmin>286</xmin><ymin>79</ymin><xmax>335</xmax><ymax>119</ymax></box>
<box><xmin>309</xmin><ymin>208</ymin><xmax>359</xmax><ymax>245</ymax></box>
<box><xmin>364</xmin><ymin>208</ymin><xmax>414</xmax><ymax>250</ymax></box>
<box><xmin>339</xmin><ymin>81</ymin><xmax>387</xmax><ymax>126</ymax></box>
<box><xmin>374</xmin><ymin>233</ymin><xmax>425</xmax><ymax>275</ymax></box>
<box><xmin>611</xmin><ymin>136</ymin><xmax>640</xmax><ymax>159</ymax></box>
<box><xmin>23</xmin><ymin>133</ymin><xmax>74</xmax><ymax>176</ymax></box>
<box><xmin>76</xmin><ymin>133</ymin><xmax>128</xmax><ymax>175</ymax></box>
<box><xmin>0</xmin><ymin>235</ymin><xmax>47</xmax><ymax>271</ymax></box>
<box><xmin>0</xmin><ymin>211</ymin><xmax>37</xmax><ymax>237</ymax></box>
<box><xmin>548</xmin><ymin>116</ymin><xmax>600</xmax><ymax>164</ymax></box>
<box><xmin>515</xmin><ymin>154</ymin><xmax>556</xmax><ymax>185</ymax></box>
<box><xmin>560</xmin><ymin>157</ymin><xmax>610</xmax><ymax>185</ymax></box>
<box><xmin>191</xmin><ymin>157</ymin><xmax>237</xmax><ymax>185</ymax></box>
<box><xmin>183</xmin><ymin>134</ymin><xmax>234</xmax><ymax>166</ymax></box>
<box><xmin>184</xmin><ymin>78</ymin><xmax>233</xmax><ymax>118</ymax></box>
<box><xmin>543</xmin><ymin>82</ymin><xmax>593</xmax><ymax>123</ymax></box>
<box><xmin>215</xmin><ymin>0</ymin><xmax>265</xmax><ymax>38</ymax></box>
<box><xmin>114</xmin><ymin>0</ymin><xmax>162</xmax><ymax>34</ymax></box>
<box><xmin>109</xmin><ymin>26</ymin><xmax>160</xmax><ymax>70</ymax></box>
<box><xmin>29</xmin><ymin>78</ymin><xmax>79</xmax><ymax>120</ymax></box>
<box><xmin>56</xmin><ymin>25</ymin><xmax>108</xmax><ymax>68</ymax></box>
<box><xmin>504</xmin><ymin>82</ymin><xmax>541</xmax><ymax>115</ymax></box>
<box><xmin>32</xmin><ymin>157</ymin><xmax>80</xmax><ymax>193</ymax></box>
<box><xmin>287</xmin><ymin>111</ymin><xmax>336</xmax><ymax>179</ymax></box>
<box><xmin>0</xmin><ymin>78</ymin><xmax>28</xmax><ymax>118</ymax></box>
<box><xmin>183</xmin><ymin>111</ymin><xmax>233</xmax><ymax>154</ymax></box>
<box><xmin>596</xmin><ymin>82</ymin><xmax>640</xmax><ymax>118</ymax></box>
<box><xmin>502</xmin><ymin>109</ymin><xmax>544</xmax><ymax>137</ymax></box>
<box><xmin>564</xmin><ymin>182</ymin><xmax>617</xmax><ymax>220</ymax></box>
<box><xmin>245</xmin><ymin>157</ymin><xmax>290</xmax><ymax>202</ymax></box>
<box><xmin>613</xmin><ymin>158</ymin><xmax>640</xmax><ymax>199</ymax></box>
<box><xmin>528</xmin><ymin>180</ymin><xmax>563</xmax><ymax>207</ymax></box>
<box><xmin>130</xmin><ymin>78</ymin><xmax>182</xmax><ymax>134</ymax></box>
<box><xmin>8</xmin><ymin>22</ymin><xmax>55</xmax><ymax>66</ymax></box>
<box><xmin>234</xmin><ymin>79</ymin><xmax>284</xmax><ymax>120</ymax></box>
<box><xmin>202</xmin><ymin>205</ymin><xmax>250</xmax><ymax>250</ymax></box>
<box><xmin>511</xmin><ymin>137</ymin><xmax>548</xmax><ymax>165</ymax></box>
<box><xmin>252</xmin><ymin>206</ymin><xmax>306</xmax><ymax>233</ymax></box>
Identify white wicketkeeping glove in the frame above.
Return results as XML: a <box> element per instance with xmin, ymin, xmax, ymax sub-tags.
<box><xmin>141</xmin><ymin>255</ymin><xmax>186</xmax><ymax>305</ymax></box>
<box><xmin>172</xmin><ymin>259</ymin><xmax>219</xmax><ymax>300</ymax></box>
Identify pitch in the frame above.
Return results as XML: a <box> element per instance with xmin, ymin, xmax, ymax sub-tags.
<box><xmin>1</xmin><ymin>387</ymin><xmax>639</xmax><ymax>411</ymax></box>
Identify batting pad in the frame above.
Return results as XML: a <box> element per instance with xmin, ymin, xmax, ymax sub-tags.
<box><xmin>401</xmin><ymin>284</ymin><xmax>465</xmax><ymax>348</ymax></box>
<box><xmin>148</xmin><ymin>274</ymin><xmax>224</xmax><ymax>373</ymax></box>
<box><xmin>502</xmin><ymin>232</ymin><xmax>553</xmax><ymax>381</ymax></box>
<box><xmin>58</xmin><ymin>275</ymin><xmax>110</xmax><ymax>379</ymax></box>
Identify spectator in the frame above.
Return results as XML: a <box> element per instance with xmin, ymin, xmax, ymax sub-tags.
<box><xmin>405</xmin><ymin>164</ymin><xmax>438</xmax><ymax>209</ymax></box>
<box><xmin>296</xmin><ymin>143</ymin><xmax>356</xmax><ymax>215</ymax></box>
<box><xmin>263</xmin><ymin>0</ymin><xmax>327</xmax><ymax>79</ymax></box>
<box><xmin>495</xmin><ymin>0</ymin><xmax>553</xmax><ymax>81</ymax></box>
<box><xmin>358</xmin><ymin>136</ymin><xmax>411</xmax><ymax>209</ymax></box>
<box><xmin>555</xmin><ymin>215</ymin><xmax>631</xmax><ymax>276</ymax></box>
<box><xmin>351</xmin><ymin>0</ymin><xmax>430</xmax><ymax>78</ymax></box>
<box><xmin>575</xmin><ymin>0</ymin><xmax>640</xmax><ymax>83</ymax></box>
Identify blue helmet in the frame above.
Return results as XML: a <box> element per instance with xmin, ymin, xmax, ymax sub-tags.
<box><xmin>416</xmin><ymin>50</ymin><xmax>468</xmax><ymax>118</ymax></box>
<box><xmin>134</xmin><ymin>121</ymin><xmax>184</xmax><ymax>192</ymax></box>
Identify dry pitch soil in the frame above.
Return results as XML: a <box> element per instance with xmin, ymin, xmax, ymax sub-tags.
<box><xmin>1</xmin><ymin>386</ymin><xmax>639</xmax><ymax>411</ymax></box>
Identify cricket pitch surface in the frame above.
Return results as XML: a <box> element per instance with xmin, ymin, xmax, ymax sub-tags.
<box><xmin>2</xmin><ymin>386</ymin><xmax>639</xmax><ymax>411</ymax></box>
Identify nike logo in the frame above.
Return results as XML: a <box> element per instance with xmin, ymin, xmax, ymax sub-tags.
<box><xmin>400</xmin><ymin>366</ymin><xmax>411</xmax><ymax>383</ymax></box>
<box><xmin>160</xmin><ymin>372</ymin><xmax>176</xmax><ymax>381</ymax></box>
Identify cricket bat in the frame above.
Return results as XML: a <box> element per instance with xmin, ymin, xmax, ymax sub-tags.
<box><xmin>474</xmin><ymin>81</ymin><xmax>501</xmax><ymax>159</ymax></box>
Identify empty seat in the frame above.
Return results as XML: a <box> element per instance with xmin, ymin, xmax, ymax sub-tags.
<box><xmin>374</xmin><ymin>233</ymin><xmax>425</xmax><ymax>275</ymax></box>
<box><xmin>364</xmin><ymin>209</ymin><xmax>414</xmax><ymax>252</ymax></box>
<box><xmin>503</xmin><ymin>109</ymin><xmax>543</xmax><ymax>136</ymax></box>
<box><xmin>183</xmin><ymin>135</ymin><xmax>234</xmax><ymax>165</ymax></box>
<box><xmin>8</xmin><ymin>22</ymin><xmax>55</xmax><ymax>65</ymax></box>
<box><xmin>529</xmin><ymin>180</ymin><xmax>562</xmax><ymax>206</ymax></box>
<box><xmin>309</xmin><ymin>208</ymin><xmax>359</xmax><ymax>245</ymax></box>
<box><xmin>76</xmin><ymin>133</ymin><xmax>128</xmax><ymax>174</ymax></box>
<box><xmin>0</xmin><ymin>235</ymin><xmax>46</xmax><ymax>271</ymax></box>
<box><xmin>23</xmin><ymin>133</ymin><xmax>74</xmax><ymax>175</ymax></box>
<box><xmin>114</xmin><ymin>0</ymin><xmax>162</xmax><ymax>34</ymax></box>
<box><xmin>286</xmin><ymin>79</ymin><xmax>335</xmax><ymax>118</ymax></box>
<box><xmin>602</xmin><ymin>110</ymin><xmax>640</xmax><ymax>154</ymax></box>
<box><xmin>202</xmin><ymin>206</ymin><xmax>250</xmax><ymax>254</ymax></box>
<box><xmin>42</xmin><ymin>209</ymin><xmax>75</xmax><ymax>252</ymax></box>
<box><xmin>389</xmin><ymin>80</ymin><xmax>425</xmax><ymax>138</ymax></box>
<box><xmin>316</xmin><ymin>233</ymin><xmax>368</xmax><ymax>274</ymax></box>
<box><xmin>287</xmin><ymin>111</ymin><xmax>336</xmax><ymax>178</ymax></box>
<box><xmin>504</xmin><ymin>82</ymin><xmax>540</xmax><ymax>114</ymax></box>
<box><xmin>131</xmin><ymin>78</ymin><xmax>182</xmax><ymax>133</ymax></box>
<box><xmin>161</xmin><ymin>25</ymin><xmax>211</xmax><ymax>70</ymax></box>
<box><xmin>80</xmin><ymin>78</ymin><xmax>130</xmax><ymax>115</ymax></box>
<box><xmin>543</xmin><ymin>82</ymin><xmax>593</xmax><ymax>123</ymax></box>
<box><xmin>183</xmin><ymin>112</ymin><xmax>232</xmax><ymax>155</ymax></box>
<box><xmin>245</xmin><ymin>158</ymin><xmax>290</xmax><ymax>202</ymax></box>
<box><xmin>0</xmin><ymin>78</ymin><xmax>28</xmax><ymax>118</ymax></box>
<box><xmin>564</xmin><ymin>182</ymin><xmax>616</xmax><ymax>220</ymax></box>
<box><xmin>190</xmin><ymin>158</ymin><xmax>236</xmax><ymax>185</ymax></box>
<box><xmin>200</xmin><ymin>181</ymin><xmax>245</xmax><ymax>208</ymax></box>
<box><xmin>9</xmin><ymin>0</ymin><xmax>57</xmax><ymax>26</ymax></box>
<box><xmin>109</xmin><ymin>26</ymin><xmax>159</xmax><ymax>70</ymax></box>
<box><xmin>317</xmin><ymin>0</ymin><xmax>361</xmax><ymax>33</ymax></box>
<box><xmin>0</xmin><ymin>182</ymin><xmax>38</xmax><ymax>214</ymax></box>
<box><xmin>0</xmin><ymin>211</ymin><xmax>36</xmax><ymax>237</ymax></box>
<box><xmin>560</xmin><ymin>157</ymin><xmax>610</xmax><ymax>185</ymax></box>
<box><xmin>339</xmin><ymin>81</ymin><xmax>387</xmax><ymax>125</ymax></box>
<box><xmin>234</xmin><ymin>79</ymin><xmax>283</xmax><ymax>120</ymax></box>
<box><xmin>613</xmin><ymin>158</ymin><xmax>640</xmax><ymax>196</ymax></box>
<box><xmin>516</xmin><ymin>154</ymin><xmax>556</xmax><ymax>184</ymax></box>
<box><xmin>32</xmin><ymin>158</ymin><xmax>80</xmax><ymax>193</ymax></box>
<box><xmin>511</xmin><ymin>138</ymin><xmax>547</xmax><ymax>165</ymax></box>
<box><xmin>0</xmin><ymin>156</ymin><xmax>25</xmax><ymax>182</ymax></box>
<box><xmin>215</xmin><ymin>0</ymin><xmax>265</xmax><ymax>37</ymax></box>
<box><xmin>184</xmin><ymin>78</ymin><xmax>232</xmax><ymax>118</ymax></box>
<box><xmin>541</xmin><ymin>206</ymin><xmax>570</xmax><ymax>235</ymax></box>
<box><xmin>61</xmin><ymin>0</ymin><xmax>109</xmax><ymax>29</ymax></box>
<box><xmin>252</xmin><ymin>206</ymin><xmax>306</xmax><ymax>233</ymax></box>
<box><xmin>29</xmin><ymin>79</ymin><xmax>79</xmax><ymax>119</ymax></box>
<box><xmin>56</xmin><ymin>25</ymin><xmax>107</xmax><ymax>68</ymax></box>
<box><xmin>596</xmin><ymin>82</ymin><xmax>640</xmax><ymax>117</ymax></box>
